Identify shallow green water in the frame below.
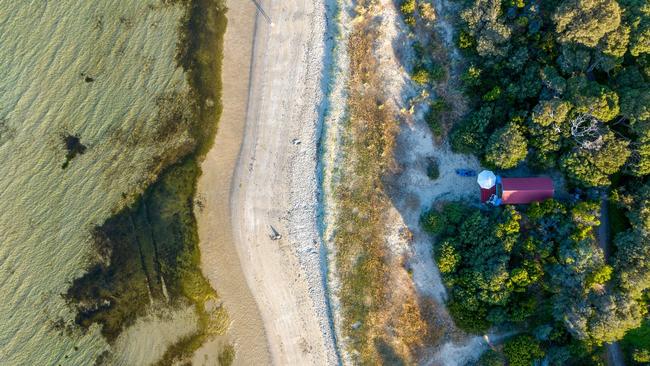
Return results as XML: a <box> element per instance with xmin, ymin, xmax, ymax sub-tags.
<box><xmin>0</xmin><ymin>1</ymin><xmax>200</xmax><ymax>364</ymax></box>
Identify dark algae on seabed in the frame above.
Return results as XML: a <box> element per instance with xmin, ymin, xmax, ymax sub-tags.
<box><xmin>65</xmin><ymin>0</ymin><xmax>228</xmax><ymax>364</ymax></box>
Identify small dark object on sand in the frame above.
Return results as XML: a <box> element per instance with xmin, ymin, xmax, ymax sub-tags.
<box><xmin>269</xmin><ymin>225</ymin><xmax>282</xmax><ymax>240</ymax></box>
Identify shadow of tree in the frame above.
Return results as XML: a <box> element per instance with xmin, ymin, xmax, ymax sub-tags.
<box><xmin>376</xmin><ymin>338</ymin><xmax>407</xmax><ymax>366</ymax></box>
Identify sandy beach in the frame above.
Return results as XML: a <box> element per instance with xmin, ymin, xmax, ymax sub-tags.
<box><xmin>195</xmin><ymin>1</ymin><xmax>270</xmax><ymax>365</ymax></box>
<box><xmin>197</xmin><ymin>0</ymin><xmax>337</xmax><ymax>365</ymax></box>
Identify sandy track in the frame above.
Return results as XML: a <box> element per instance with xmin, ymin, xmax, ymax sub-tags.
<box><xmin>195</xmin><ymin>1</ymin><xmax>270</xmax><ymax>365</ymax></box>
<box><xmin>229</xmin><ymin>0</ymin><xmax>338</xmax><ymax>365</ymax></box>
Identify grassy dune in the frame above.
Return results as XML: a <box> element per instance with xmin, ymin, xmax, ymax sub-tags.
<box><xmin>333</xmin><ymin>2</ymin><xmax>431</xmax><ymax>364</ymax></box>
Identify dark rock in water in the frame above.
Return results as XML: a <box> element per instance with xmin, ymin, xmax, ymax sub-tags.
<box><xmin>61</xmin><ymin>134</ymin><xmax>87</xmax><ymax>169</ymax></box>
<box><xmin>80</xmin><ymin>72</ymin><xmax>94</xmax><ymax>82</ymax></box>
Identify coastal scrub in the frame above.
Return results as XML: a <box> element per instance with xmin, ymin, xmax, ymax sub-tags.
<box><xmin>332</xmin><ymin>2</ymin><xmax>430</xmax><ymax>363</ymax></box>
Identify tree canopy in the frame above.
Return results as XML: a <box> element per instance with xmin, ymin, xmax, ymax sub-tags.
<box><xmin>553</xmin><ymin>0</ymin><xmax>622</xmax><ymax>47</ymax></box>
<box><xmin>451</xmin><ymin>0</ymin><xmax>650</xmax><ymax>187</ymax></box>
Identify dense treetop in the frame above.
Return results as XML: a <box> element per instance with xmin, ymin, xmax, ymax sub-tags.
<box><xmin>452</xmin><ymin>0</ymin><xmax>650</xmax><ymax>187</ymax></box>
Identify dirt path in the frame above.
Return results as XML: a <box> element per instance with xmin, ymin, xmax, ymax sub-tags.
<box><xmin>598</xmin><ymin>195</ymin><xmax>626</xmax><ymax>366</ymax></box>
<box><xmin>229</xmin><ymin>0</ymin><xmax>339</xmax><ymax>364</ymax></box>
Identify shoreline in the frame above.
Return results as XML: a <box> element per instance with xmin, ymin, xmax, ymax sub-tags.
<box><xmin>195</xmin><ymin>1</ymin><xmax>271</xmax><ymax>365</ymax></box>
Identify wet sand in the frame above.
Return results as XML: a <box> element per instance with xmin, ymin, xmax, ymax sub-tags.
<box><xmin>195</xmin><ymin>1</ymin><xmax>271</xmax><ymax>364</ymax></box>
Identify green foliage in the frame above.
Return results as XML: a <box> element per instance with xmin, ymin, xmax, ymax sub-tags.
<box><xmin>400</xmin><ymin>0</ymin><xmax>416</xmax><ymax>14</ymax></box>
<box><xmin>412</xmin><ymin>68</ymin><xmax>430</xmax><ymax>85</ymax></box>
<box><xmin>429</xmin><ymin>204</ymin><xmax>532</xmax><ymax>332</ymax></box>
<box><xmin>586</xmin><ymin>293</ymin><xmax>646</xmax><ymax>344</ymax></box>
<box><xmin>436</xmin><ymin>240</ymin><xmax>460</xmax><ymax>274</ymax></box>
<box><xmin>412</xmin><ymin>63</ymin><xmax>446</xmax><ymax>86</ymax></box>
<box><xmin>451</xmin><ymin>0</ymin><xmax>647</xmax><ymax>185</ymax></box>
<box><xmin>540</xmin><ymin>66</ymin><xmax>567</xmax><ymax>95</ymax></box>
<box><xmin>404</xmin><ymin>16</ymin><xmax>417</xmax><ymax>27</ymax></box>
<box><xmin>561</xmin><ymin>132</ymin><xmax>630</xmax><ymax>187</ymax></box>
<box><xmin>600</xmin><ymin>24</ymin><xmax>631</xmax><ymax>58</ymax></box>
<box><xmin>482</xmin><ymin>86</ymin><xmax>501</xmax><ymax>101</ymax></box>
<box><xmin>623</xmin><ymin>319</ymin><xmax>650</xmax><ymax>364</ymax></box>
<box><xmin>567</xmin><ymin>76</ymin><xmax>620</xmax><ymax>122</ymax></box>
<box><xmin>503</xmin><ymin>335</ymin><xmax>545</xmax><ymax>366</ymax></box>
<box><xmin>450</xmin><ymin>106</ymin><xmax>492</xmax><ymax>154</ymax></box>
<box><xmin>620</xmin><ymin>0</ymin><xmax>650</xmax><ymax>56</ymax></box>
<box><xmin>614</xmin><ymin>231</ymin><xmax>650</xmax><ymax>297</ymax></box>
<box><xmin>426</xmin><ymin>157</ymin><xmax>440</xmax><ymax>180</ymax></box>
<box><xmin>447</xmin><ymin>299</ymin><xmax>491</xmax><ymax>333</ymax></box>
<box><xmin>461</xmin><ymin>0</ymin><xmax>512</xmax><ymax>56</ymax></box>
<box><xmin>617</xmin><ymin>67</ymin><xmax>650</xmax><ymax>126</ymax></box>
<box><xmin>586</xmin><ymin>265</ymin><xmax>613</xmax><ymax>287</ymax></box>
<box><xmin>428</xmin><ymin>198</ymin><xmax>646</xmax><ymax>347</ymax></box>
<box><xmin>425</xmin><ymin>99</ymin><xmax>449</xmax><ymax>136</ymax></box>
<box><xmin>634</xmin><ymin>349</ymin><xmax>650</xmax><ymax>363</ymax></box>
<box><xmin>478</xmin><ymin>349</ymin><xmax>505</xmax><ymax>366</ymax></box>
<box><xmin>531</xmin><ymin>99</ymin><xmax>571</xmax><ymax>126</ymax></box>
<box><xmin>459</xmin><ymin>30</ymin><xmax>476</xmax><ymax>49</ymax></box>
<box><xmin>553</xmin><ymin>0</ymin><xmax>622</xmax><ymax>47</ymax></box>
<box><xmin>422</xmin><ymin>202</ymin><xmax>467</xmax><ymax>236</ymax></box>
<box><xmin>440</xmin><ymin>0</ymin><xmax>650</xmax><ymax>355</ymax></box>
<box><xmin>484</xmin><ymin>124</ymin><xmax>528</xmax><ymax>169</ymax></box>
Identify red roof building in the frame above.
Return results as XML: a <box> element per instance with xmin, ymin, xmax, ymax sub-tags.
<box><xmin>500</xmin><ymin>177</ymin><xmax>554</xmax><ymax>204</ymax></box>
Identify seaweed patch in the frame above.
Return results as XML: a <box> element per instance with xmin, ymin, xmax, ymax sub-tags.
<box><xmin>61</xmin><ymin>133</ymin><xmax>87</xmax><ymax>169</ymax></box>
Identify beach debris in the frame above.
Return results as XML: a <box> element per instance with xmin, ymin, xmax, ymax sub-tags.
<box><xmin>269</xmin><ymin>225</ymin><xmax>282</xmax><ymax>240</ymax></box>
<box><xmin>292</xmin><ymin>138</ymin><xmax>302</xmax><ymax>145</ymax></box>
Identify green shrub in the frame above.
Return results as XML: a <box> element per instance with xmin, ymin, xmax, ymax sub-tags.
<box><xmin>478</xmin><ymin>349</ymin><xmax>505</xmax><ymax>366</ymax></box>
<box><xmin>436</xmin><ymin>240</ymin><xmax>460</xmax><ymax>274</ymax></box>
<box><xmin>482</xmin><ymin>86</ymin><xmax>502</xmax><ymax>101</ymax></box>
<box><xmin>634</xmin><ymin>348</ymin><xmax>650</xmax><ymax>363</ymax></box>
<box><xmin>412</xmin><ymin>68</ymin><xmax>430</xmax><ymax>85</ymax></box>
<box><xmin>400</xmin><ymin>0</ymin><xmax>416</xmax><ymax>14</ymax></box>
<box><xmin>447</xmin><ymin>300</ymin><xmax>490</xmax><ymax>333</ymax></box>
<box><xmin>503</xmin><ymin>335</ymin><xmax>545</xmax><ymax>366</ymax></box>
<box><xmin>405</xmin><ymin>16</ymin><xmax>417</xmax><ymax>27</ymax></box>
<box><xmin>426</xmin><ymin>157</ymin><xmax>440</xmax><ymax>179</ymax></box>
<box><xmin>422</xmin><ymin>203</ymin><xmax>467</xmax><ymax>236</ymax></box>
<box><xmin>422</xmin><ymin>210</ymin><xmax>446</xmax><ymax>234</ymax></box>
<box><xmin>428</xmin><ymin>62</ymin><xmax>446</xmax><ymax>82</ymax></box>
<box><xmin>425</xmin><ymin>98</ymin><xmax>451</xmax><ymax>137</ymax></box>
<box><xmin>462</xmin><ymin>65</ymin><xmax>481</xmax><ymax>87</ymax></box>
<box><xmin>484</xmin><ymin>124</ymin><xmax>528</xmax><ymax>169</ymax></box>
<box><xmin>425</xmin><ymin>109</ymin><xmax>443</xmax><ymax>136</ymax></box>
<box><xmin>459</xmin><ymin>30</ymin><xmax>475</xmax><ymax>49</ymax></box>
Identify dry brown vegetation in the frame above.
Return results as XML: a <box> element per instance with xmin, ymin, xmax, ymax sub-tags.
<box><xmin>334</xmin><ymin>2</ymin><xmax>434</xmax><ymax>364</ymax></box>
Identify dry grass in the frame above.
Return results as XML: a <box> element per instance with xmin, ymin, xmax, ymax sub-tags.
<box><xmin>333</xmin><ymin>2</ymin><xmax>432</xmax><ymax>364</ymax></box>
